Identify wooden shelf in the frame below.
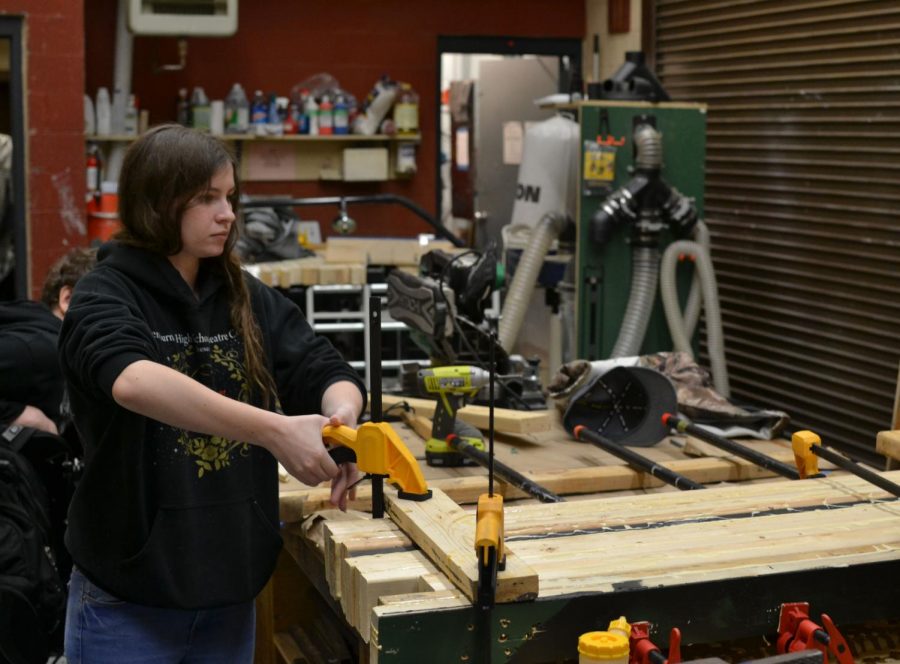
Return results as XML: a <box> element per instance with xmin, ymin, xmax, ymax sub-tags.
<box><xmin>86</xmin><ymin>133</ymin><xmax>420</xmax><ymax>143</ymax></box>
<box><xmin>86</xmin><ymin>132</ymin><xmax>420</xmax><ymax>182</ymax></box>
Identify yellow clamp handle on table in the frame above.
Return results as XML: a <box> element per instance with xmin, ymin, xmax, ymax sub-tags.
<box><xmin>322</xmin><ymin>421</ymin><xmax>432</xmax><ymax>500</ymax></box>
<box><xmin>791</xmin><ymin>430</ymin><xmax>821</xmax><ymax>479</ymax></box>
<box><xmin>475</xmin><ymin>493</ymin><xmax>505</xmax><ymax>568</ymax></box>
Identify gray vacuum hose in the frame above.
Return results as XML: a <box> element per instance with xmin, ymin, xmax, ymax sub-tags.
<box><xmin>499</xmin><ymin>213</ymin><xmax>566</xmax><ymax>353</ymax></box>
<box><xmin>659</xmin><ymin>237</ymin><xmax>730</xmax><ymax>397</ymax></box>
<box><xmin>610</xmin><ymin>245</ymin><xmax>660</xmax><ymax>358</ymax></box>
<box><xmin>682</xmin><ymin>220</ymin><xmax>710</xmax><ymax>338</ymax></box>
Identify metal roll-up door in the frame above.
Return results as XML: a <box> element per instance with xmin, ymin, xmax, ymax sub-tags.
<box><xmin>650</xmin><ymin>0</ymin><xmax>900</xmax><ymax>463</ymax></box>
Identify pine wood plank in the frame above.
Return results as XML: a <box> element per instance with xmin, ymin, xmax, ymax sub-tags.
<box><xmin>381</xmin><ymin>394</ymin><xmax>552</xmax><ymax>434</ymax></box>
<box><xmin>876</xmin><ymin>430</ymin><xmax>900</xmax><ymax>466</ymax></box>
<box><xmin>385</xmin><ymin>487</ymin><xmax>539</xmax><ymax>604</ymax></box>
<box><xmin>500</xmin><ymin>470</ymin><xmax>900</xmax><ymax>538</ymax></box>
<box><xmin>322</xmin><ymin>519</ymin><xmax>413</xmax><ymax>598</ymax></box>
<box><xmin>343</xmin><ymin>549</ymin><xmax>439</xmax><ymax>641</ymax></box>
<box><xmin>278</xmin><ymin>450</ymin><xmax>803</xmax><ymax>521</ymax></box>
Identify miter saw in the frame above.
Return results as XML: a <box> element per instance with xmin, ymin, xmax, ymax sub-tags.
<box><xmin>386</xmin><ymin>244</ymin><xmax>546</xmax><ymax>410</ymax></box>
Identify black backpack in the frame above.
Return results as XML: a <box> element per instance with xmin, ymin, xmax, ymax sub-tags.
<box><xmin>0</xmin><ymin>425</ymin><xmax>74</xmax><ymax>664</ymax></box>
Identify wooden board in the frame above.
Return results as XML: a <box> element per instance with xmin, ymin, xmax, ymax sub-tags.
<box><xmin>278</xmin><ymin>449</ymin><xmax>800</xmax><ymax>521</ymax></box>
<box><xmin>385</xmin><ymin>487</ymin><xmax>539</xmax><ymax>605</ymax></box>
<box><xmin>316</xmin><ymin>471</ymin><xmax>900</xmax><ymax>644</ymax></box>
<box><xmin>877</xmin><ymin>430</ymin><xmax>900</xmax><ymax>466</ymax></box>
<box><xmin>381</xmin><ymin>394</ymin><xmax>553</xmax><ymax>435</ymax></box>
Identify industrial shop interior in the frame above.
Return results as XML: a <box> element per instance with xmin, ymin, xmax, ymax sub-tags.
<box><xmin>2</xmin><ymin>0</ymin><xmax>900</xmax><ymax>663</ymax></box>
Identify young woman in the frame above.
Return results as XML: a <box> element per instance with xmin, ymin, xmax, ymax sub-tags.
<box><xmin>59</xmin><ymin>124</ymin><xmax>366</xmax><ymax>663</ymax></box>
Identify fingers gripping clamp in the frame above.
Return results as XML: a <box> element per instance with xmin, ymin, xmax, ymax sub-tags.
<box><xmin>322</xmin><ymin>422</ymin><xmax>432</xmax><ymax>500</ymax></box>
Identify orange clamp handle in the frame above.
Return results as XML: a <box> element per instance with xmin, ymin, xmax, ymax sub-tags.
<box><xmin>322</xmin><ymin>422</ymin><xmax>431</xmax><ymax>499</ymax></box>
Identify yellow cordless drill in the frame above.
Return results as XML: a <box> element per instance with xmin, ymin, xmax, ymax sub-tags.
<box><xmin>418</xmin><ymin>365</ymin><xmax>490</xmax><ymax>467</ymax></box>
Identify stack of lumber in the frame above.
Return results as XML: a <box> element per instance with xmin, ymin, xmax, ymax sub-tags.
<box><xmin>248</xmin><ymin>236</ymin><xmax>461</xmax><ymax>289</ymax></box>
<box><xmin>252</xmin><ymin>255</ymin><xmax>367</xmax><ymax>288</ymax></box>
<box><xmin>296</xmin><ymin>470</ymin><xmax>900</xmax><ymax>660</ymax></box>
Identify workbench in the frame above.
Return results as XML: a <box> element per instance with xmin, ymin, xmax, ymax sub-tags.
<box><xmin>258</xmin><ymin>410</ymin><xmax>900</xmax><ymax>664</ymax></box>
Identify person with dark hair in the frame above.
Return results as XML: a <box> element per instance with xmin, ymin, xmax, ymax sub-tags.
<box><xmin>58</xmin><ymin>124</ymin><xmax>366</xmax><ymax>663</ymax></box>
<box><xmin>0</xmin><ymin>247</ymin><xmax>96</xmax><ymax>435</ymax></box>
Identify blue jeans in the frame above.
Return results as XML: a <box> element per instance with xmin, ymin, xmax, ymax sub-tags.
<box><xmin>64</xmin><ymin>567</ymin><xmax>255</xmax><ymax>663</ymax></box>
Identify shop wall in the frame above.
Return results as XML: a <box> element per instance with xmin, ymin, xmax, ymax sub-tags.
<box><xmin>584</xmin><ymin>0</ymin><xmax>642</xmax><ymax>84</ymax></box>
<box><xmin>84</xmin><ymin>0</ymin><xmax>585</xmax><ymax>239</ymax></box>
<box><xmin>1</xmin><ymin>0</ymin><xmax>85</xmax><ymax>298</ymax></box>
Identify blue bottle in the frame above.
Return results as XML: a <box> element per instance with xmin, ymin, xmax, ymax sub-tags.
<box><xmin>250</xmin><ymin>90</ymin><xmax>268</xmax><ymax>135</ymax></box>
<box><xmin>333</xmin><ymin>94</ymin><xmax>349</xmax><ymax>135</ymax></box>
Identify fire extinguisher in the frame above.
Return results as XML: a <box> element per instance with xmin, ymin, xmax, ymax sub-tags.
<box><xmin>86</xmin><ymin>146</ymin><xmax>100</xmax><ymax>210</ymax></box>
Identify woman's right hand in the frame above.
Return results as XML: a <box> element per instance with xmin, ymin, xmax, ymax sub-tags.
<box><xmin>267</xmin><ymin>414</ymin><xmax>339</xmax><ymax>487</ymax></box>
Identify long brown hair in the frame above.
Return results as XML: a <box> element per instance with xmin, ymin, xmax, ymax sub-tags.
<box><xmin>117</xmin><ymin>124</ymin><xmax>275</xmax><ymax>406</ymax></box>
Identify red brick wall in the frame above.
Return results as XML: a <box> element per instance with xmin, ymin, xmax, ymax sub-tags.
<box><xmin>84</xmin><ymin>0</ymin><xmax>584</xmax><ymax>239</ymax></box>
<box><xmin>1</xmin><ymin>0</ymin><xmax>86</xmax><ymax>297</ymax></box>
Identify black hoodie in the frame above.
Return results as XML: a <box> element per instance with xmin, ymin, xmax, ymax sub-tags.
<box><xmin>58</xmin><ymin>242</ymin><xmax>365</xmax><ymax>609</ymax></box>
<box><xmin>0</xmin><ymin>300</ymin><xmax>63</xmax><ymax>426</ymax></box>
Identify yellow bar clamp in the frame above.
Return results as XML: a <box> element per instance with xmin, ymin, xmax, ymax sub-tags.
<box><xmin>322</xmin><ymin>421</ymin><xmax>431</xmax><ymax>499</ymax></box>
<box><xmin>475</xmin><ymin>493</ymin><xmax>505</xmax><ymax>568</ymax></box>
<box><xmin>791</xmin><ymin>430</ymin><xmax>822</xmax><ymax>479</ymax></box>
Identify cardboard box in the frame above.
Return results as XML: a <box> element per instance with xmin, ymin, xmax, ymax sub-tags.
<box><xmin>342</xmin><ymin>147</ymin><xmax>389</xmax><ymax>181</ymax></box>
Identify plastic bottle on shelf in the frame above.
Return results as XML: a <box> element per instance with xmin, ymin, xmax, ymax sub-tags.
<box><xmin>318</xmin><ymin>94</ymin><xmax>333</xmax><ymax>135</ymax></box>
<box><xmin>250</xmin><ymin>89</ymin><xmax>268</xmax><ymax>135</ymax></box>
<box><xmin>297</xmin><ymin>89</ymin><xmax>310</xmax><ymax>134</ymax></box>
<box><xmin>95</xmin><ymin>87</ymin><xmax>112</xmax><ymax>136</ymax></box>
<box><xmin>176</xmin><ymin>88</ymin><xmax>190</xmax><ymax>126</ymax></box>
<box><xmin>284</xmin><ymin>102</ymin><xmax>299</xmax><ymax>135</ymax></box>
<box><xmin>333</xmin><ymin>94</ymin><xmax>349</xmax><ymax>135</ymax></box>
<box><xmin>393</xmin><ymin>83</ymin><xmax>419</xmax><ymax>136</ymax></box>
<box><xmin>225</xmin><ymin>83</ymin><xmax>250</xmax><ymax>134</ymax></box>
<box><xmin>265</xmin><ymin>93</ymin><xmax>283</xmax><ymax>136</ymax></box>
<box><xmin>191</xmin><ymin>87</ymin><xmax>211</xmax><ymax>131</ymax></box>
<box><xmin>84</xmin><ymin>94</ymin><xmax>96</xmax><ymax>135</ymax></box>
<box><xmin>305</xmin><ymin>94</ymin><xmax>320</xmax><ymax>136</ymax></box>
<box><xmin>123</xmin><ymin>94</ymin><xmax>139</xmax><ymax>135</ymax></box>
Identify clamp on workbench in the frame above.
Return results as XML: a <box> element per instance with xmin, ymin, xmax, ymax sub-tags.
<box><xmin>323</xmin><ymin>421</ymin><xmax>432</xmax><ymax>513</ymax></box>
<box><xmin>628</xmin><ymin>620</ymin><xmax>682</xmax><ymax>664</ymax></box>
<box><xmin>777</xmin><ymin>602</ymin><xmax>854</xmax><ymax>664</ymax></box>
<box><xmin>791</xmin><ymin>430</ymin><xmax>825</xmax><ymax>479</ymax></box>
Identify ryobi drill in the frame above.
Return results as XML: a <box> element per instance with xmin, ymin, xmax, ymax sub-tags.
<box><xmin>418</xmin><ymin>365</ymin><xmax>490</xmax><ymax>467</ymax></box>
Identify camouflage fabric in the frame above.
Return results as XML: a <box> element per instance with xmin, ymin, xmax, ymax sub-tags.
<box><xmin>549</xmin><ymin>352</ymin><xmax>789</xmax><ymax>440</ymax></box>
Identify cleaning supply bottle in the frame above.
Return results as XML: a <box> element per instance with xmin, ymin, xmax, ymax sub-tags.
<box><xmin>225</xmin><ymin>83</ymin><xmax>250</xmax><ymax>134</ymax></box>
<box><xmin>95</xmin><ymin>87</ymin><xmax>112</xmax><ymax>136</ymax></box>
<box><xmin>190</xmin><ymin>87</ymin><xmax>211</xmax><ymax>131</ymax></box>
<box><xmin>333</xmin><ymin>93</ymin><xmax>349</xmax><ymax>135</ymax></box>
<box><xmin>305</xmin><ymin>94</ymin><xmax>319</xmax><ymax>136</ymax></box>
<box><xmin>297</xmin><ymin>89</ymin><xmax>311</xmax><ymax>134</ymax></box>
<box><xmin>175</xmin><ymin>88</ymin><xmax>190</xmax><ymax>126</ymax></box>
<box><xmin>394</xmin><ymin>83</ymin><xmax>419</xmax><ymax>136</ymax></box>
<box><xmin>123</xmin><ymin>94</ymin><xmax>139</xmax><ymax>135</ymax></box>
<box><xmin>250</xmin><ymin>89</ymin><xmax>268</xmax><ymax>135</ymax></box>
<box><xmin>318</xmin><ymin>94</ymin><xmax>333</xmax><ymax>135</ymax></box>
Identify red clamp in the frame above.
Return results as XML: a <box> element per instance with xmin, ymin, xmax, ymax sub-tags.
<box><xmin>777</xmin><ymin>602</ymin><xmax>854</xmax><ymax>664</ymax></box>
<box><xmin>629</xmin><ymin>621</ymin><xmax>681</xmax><ymax>664</ymax></box>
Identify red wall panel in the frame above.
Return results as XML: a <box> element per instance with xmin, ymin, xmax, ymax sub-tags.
<box><xmin>84</xmin><ymin>0</ymin><xmax>584</xmax><ymax>239</ymax></box>
<box><xmin>1</xmin><ymin>0</ymin><xmax>86</xmax><ymax>297</ymax></box>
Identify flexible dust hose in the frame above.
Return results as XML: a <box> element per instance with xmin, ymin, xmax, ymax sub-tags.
<box><xmin>610</xmin><ymin>245</ymin><xmax>659</xmax><ymax>358</ymax></box>
<box><xmin>634</xmin><ymin>123</ymin><xmax>662</xmax><ymax>170</ymax></box>
<box><xmin>499</xmin><ymin>213</ymin><xmax>566</xmax><ymax>353</ymax></box>
<box><xmin>683</xmin><ymin>220</ymin><xmax>710</xmax><ymax>337</ymax></box>
<box><xmin>659</xmin><ymin>239</ymin><xmax>730</xmax><ymax>397</ymax></box>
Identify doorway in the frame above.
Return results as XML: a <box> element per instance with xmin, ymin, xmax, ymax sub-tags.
<box><xmin>0</xmin><ymin>17</ymin><xmax>26</xmax><ymax>300</ymax></box>
<box><xmin>436</xmin><ymin>36</ymin><xmax>581</xmax><ymax>249</ymax></box>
